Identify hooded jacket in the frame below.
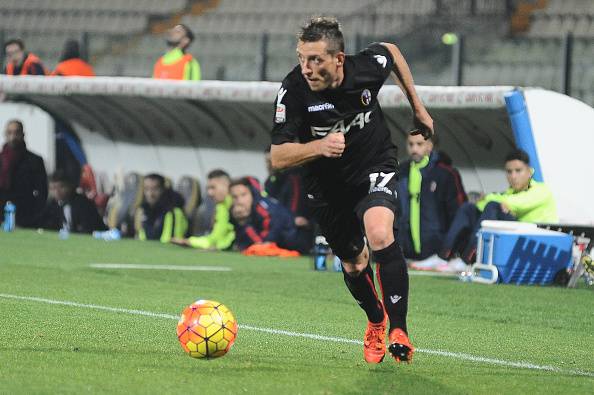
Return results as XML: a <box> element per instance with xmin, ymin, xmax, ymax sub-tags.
<box><xmin>397</xmin><ymin>151</ymin><xmax>467</xmax><ymax>259</ymax></box>
<box><xmin>230</xmin><ymin>181</ymin><xmax>299</xmax><ymax>251</ymax></box>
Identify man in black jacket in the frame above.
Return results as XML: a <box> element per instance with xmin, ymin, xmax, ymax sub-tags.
<box><xmin>0</xmin><ymin>119</ymin><xmax>47</xmax><ymax>227</ymax></box>
<box><xmin>397</xmin><ymin>133</ymin><xmax>467</xmax><ymax>266</ymax></box>
<box><xmin>40</xmin><ymin>171</ymin><xmax>106</xmax><ymax>234</ymax></box>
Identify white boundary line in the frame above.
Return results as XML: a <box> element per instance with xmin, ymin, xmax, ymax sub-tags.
<box><xmin>1</xmin><ymin>293</ymin><xmax>592</xmax><ymax>378</ymax></box>
<box><xmin>89</xmin><ymin>263</ymin><xmax>232</xmax><ymax>272</ymax></box>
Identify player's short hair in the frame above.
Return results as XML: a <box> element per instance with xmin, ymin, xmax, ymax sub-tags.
<box><xmin>504</xmin><ymin>149</ymin><xmax>530</xmax><ymax>165</ymax></box>
<box><xmin>298</xmin><ymin>16</ymin><xmax>344</xmax><ymax>54</ymax></box>
<box><xmin>5</xmin><ymin>119</ymin><xmax>24</xmax><ymax>134</ymax></box>
<box><xmin>178</xmin><ymin>24</ymin><xmax>194</xmax><ymax>44</ymax></box>
<box><xmin>207</xmin><ymin>169</ymin><xmax>230</xmax><ymax>180</ymax></box>
<box><xmin>4</xmin><ymin>38</ymin><xmax>24</xmax><ymax>51</ymax></box>
<box><xmin>229</xmin><ymin>177</ymin><xmax>252</xmax><ymax>190</ymax></box>
<box><xmin>144</xmin><ymin>173</ymin><xmax>166</xmax><ymax>188</ymax></box>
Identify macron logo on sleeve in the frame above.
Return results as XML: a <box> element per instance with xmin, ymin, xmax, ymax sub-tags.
<box><xmin>374</xmin><ymin>55</ymin><xmax>387</xmax><ymax>68</ymax></box>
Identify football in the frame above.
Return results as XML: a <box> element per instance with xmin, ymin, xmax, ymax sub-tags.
<box><xmin>176</xmin><ymin>300</ymin><xmax>238</xmax><ymax>359</ymax></box>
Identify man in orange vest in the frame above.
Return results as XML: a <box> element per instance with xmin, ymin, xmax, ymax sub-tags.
<box><xmin>51</xmin><ymin>40</ymin><xmax>95</xmax><ymax>77</ymax></box>
<box><xmin>2</xmin><ymin>39</ymin><xmax>46</xmax><ymax>76</ymax></box>
<box><xmin>153</xmin><ymin>24</ymin><xmax>201</xmax><ymax>81</ymax></box>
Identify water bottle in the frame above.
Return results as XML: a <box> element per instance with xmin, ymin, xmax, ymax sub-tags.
<box><xmin>3</xmin><ymin>201</ymin><xmax>16</xmax><ymax>232</ymax></box>
<box><xmin>93</xmin><ymin>228</ymin><xmax>121</xmax><ymax>241</ymax></box>
<box><xmin>59</xmin><ymin>226</ymin><xmax>70</xmax><ymax>240</ymax></box>
<box><xmin>314</xmin><ymin>235</ymin><xmax>330</xmax><ymax>271</ymax></box>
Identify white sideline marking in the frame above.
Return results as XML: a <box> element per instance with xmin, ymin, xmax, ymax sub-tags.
<box><xmin>89</xmin><ymin>263</ymin><xmax>231</xmax><ymax>272</ymax></box>
<box><xmin>0</xmin><ymin>293</ymin><xmax>592</xmax><ymax>378</ymax></box>
<box><xmin>408</xmin><ymin>270</ymin><xmax>457</xmax><ymax>278</ymax></box>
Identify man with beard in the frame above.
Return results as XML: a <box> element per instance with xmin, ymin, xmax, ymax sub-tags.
<box><xmin>0</xmin><ymin>119</ymin><xmax>48</xmax><ymax>227</ymax></box>
<box><xmin>152</xmin><ymin>24</ymin><xmax>201</xmax><ymax>81</ymax></box>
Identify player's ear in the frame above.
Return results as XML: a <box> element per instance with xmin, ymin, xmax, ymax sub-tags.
<box><xmin>335</xmin><ymin>52</ymin><xmax>345</xmax><ymax>66</ymax></box>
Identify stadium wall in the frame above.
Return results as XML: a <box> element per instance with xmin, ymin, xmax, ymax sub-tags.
<box><xmin>0</xmin><ymin>76</ymin><xmax>592</xmax><ymax>224</ymax></box>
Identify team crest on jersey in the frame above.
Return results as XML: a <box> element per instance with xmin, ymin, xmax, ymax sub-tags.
<box><xmin>361</xmin><ymin>89</ymin><xmax>372</xmax><ymax>106</ymax></box>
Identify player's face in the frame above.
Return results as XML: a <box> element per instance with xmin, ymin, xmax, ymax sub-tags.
<box><xmin>49</xmin><ymin>181</ymin><xmax>72</xmax><ymax>203</ymax></box>
<box><xmin>230</xmin><ymin>184</ymin><xmax>253</xmax><ymax>220</ymax></box>
<box><xmin>407</xmin><ymin>134</ymin><xmax>433</xmax><ymax>163</ymax></box>
<box><xmin>5</xmin><ymin>43</ymin><xmax>24</xmax><ymax>65</ymax></box>
<box><xmin>505</xmin><ymin>160</ymin><xmax>532</xmax><ymax>191</ymax></box>
<box><xmin>297</xmin><ymin>40</ymin><xmax>343</xmax><ymax>91</ymax></box>
<box><xmin>143</xmin><ymin>178</ymin><xmax>164</xmax><ymax>206</ymax></box>
<box><xmin>4</xmin><ymin>122</ymin><xmax>24</xmax><ymax>147</ymax></box>
<box><xmin>207</xmin><ymin>177</ymin><xmax>230</xmax><ymax>204</ymax></box>
<box><xmin>166</xmin><ymin>25</ymin><xmax>189</xmax><ymax>49</ymax></box>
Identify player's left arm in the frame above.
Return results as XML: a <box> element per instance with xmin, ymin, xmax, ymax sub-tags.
<box><xmin>380</xmin><ymin>42</ymin><xmax>434</xmax><ymax>139</ymax></box>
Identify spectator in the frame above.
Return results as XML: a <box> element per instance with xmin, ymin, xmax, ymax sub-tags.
<box><xmin>51</xmin><ymin>40</ymin><xmax>95</xmax><ymax>77</ymax></box>
<box><xmin>135</xmin><ymin>173</ymin><xmax>188</xmax><ymax>242</ymax></box>
<box><xmin>264</xmin><ymin>148</ymin><xmax>313</xmax><ymax>251</ymax></box>
<box><xmin>229</xmin><ymin>177</ymin><xmax>307</xmax><ymax>253</ymax></box>
<box><xmin>421</xmin><ymin>149</ymin><xmax>558</xmax><ymax>272</ymax></box>
<box><xmin>39</xmin><ymin>171</ymin><xmax>106</xmax><ymax>233</ymax></box>
<box><xmin>0</xmin><ymin>119</ymin><xmax>47</xmax><ymax>227</ymax></box>
<box><xmin>397</xmin><ymin>133</ymin><xmax>467</xmax><ymax>264</ymax></box>
<box><xmin>2</xmin><ymin>39</ymin><xmax>46</xmax><ymax>75</ymax></box>
<box><xmin>172</xmin><ymin>169</ymin><xmax>235</xmax><ymax>250</ymax></box>
<box><xmin>153</xmin><ymin>24</ymin><xmax>201</xmax><ymax>81</ymax></box>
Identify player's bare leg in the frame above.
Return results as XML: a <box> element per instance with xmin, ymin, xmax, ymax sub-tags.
<box><xmin>342</xmin><ymin>248</ymin><xmax>386</xmax><ymax>363</ymax></box>
<box><xmin>363</xmin><ymin>206</ymin><xmax>415</xmax><ymax>363</ymax></box>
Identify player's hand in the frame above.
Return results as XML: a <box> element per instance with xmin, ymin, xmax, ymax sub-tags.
<box><xmin>411</xmin><ymin>108</ymin><xmax>434</xmax><ymax>140</ymax></box>
<box><xmin>318</xmin><ymin>132</ymin><xmax>345</xmax><ymax>158</ymax></box>
<box><xmin>500</xmin><ymin>202</ymin><xmax>511</xmax><ymax>214</ymax></box>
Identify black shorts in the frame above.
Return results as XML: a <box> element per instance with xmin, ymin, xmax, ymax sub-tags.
<box><xmin>307</xmin><ymin>170</ymin><xmax>398</xmax><ymax>260</ymax></box>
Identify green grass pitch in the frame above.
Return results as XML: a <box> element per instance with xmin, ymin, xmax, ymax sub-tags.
<box><xmin>0</xmin><ymin>230</ymin><xmax>593</xmax><ymax>394</ymax></box>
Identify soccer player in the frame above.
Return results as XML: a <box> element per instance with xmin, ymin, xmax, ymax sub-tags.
<box><xmin>269</xmin><ymin>17</ymin><xmax>434</xmax><ymax>364</ymax></box>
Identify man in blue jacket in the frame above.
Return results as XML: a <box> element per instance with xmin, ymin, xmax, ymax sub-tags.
<box><xmin>397</xmin><ymin>133</ymin><xmax>466</xmax><ymax>267</ymax></box>
<box><xmin>229</xmin><ymin>177</ymin><xmax>306</xmax><ymax>253</ymax></box>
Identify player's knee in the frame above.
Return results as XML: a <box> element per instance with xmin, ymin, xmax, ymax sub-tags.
<box><xmin>366</xmin><ymin>225</ymin><xmax>393</xmax><ymax>250</ymax></box>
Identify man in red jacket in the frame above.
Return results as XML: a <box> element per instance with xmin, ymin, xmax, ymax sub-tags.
<box><xmin>3</xmin><ymin>39</ymin><xmax>46</xmax><ymax>76</ymax></box>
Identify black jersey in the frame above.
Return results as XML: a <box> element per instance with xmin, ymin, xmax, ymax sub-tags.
<box><xmin>271</xmin><ymin>43</ymin><xmax>398</xmax><ymax>198</ymax></box>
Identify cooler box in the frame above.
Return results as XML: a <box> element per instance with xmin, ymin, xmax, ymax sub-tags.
<box><xmin>474</xmin><ymin>221</ymin><xmax>573</xmax><ymax>285</ymax></box>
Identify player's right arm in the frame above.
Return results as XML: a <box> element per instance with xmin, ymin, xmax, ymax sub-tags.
<box><xmin>270</xmin><ymin>77</ymin><xmax>345</xmax><ymax>170</ymax></box>
<box><xmin>270</xmin><ymin>133</ymin><xmax>345</xmax><ymax>170</ymax></box>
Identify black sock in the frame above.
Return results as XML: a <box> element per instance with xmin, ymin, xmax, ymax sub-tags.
<box><xmin>373</xmin><ymin>240</ymin><xmax>409</xmax><ymax>334</ymax></box>
<box><xmin>342</xmin><ymin>262</ymin><xmax>384</xmax><ymax>324</ymax></box>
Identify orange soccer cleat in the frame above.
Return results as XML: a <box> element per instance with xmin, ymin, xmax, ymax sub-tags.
<box><xmin>363</xmin><ymin>314</ymin><xmax>387</xmax><ymax>363</ymax></box>
<box><xmin>388</xmin><ymin>328</ymin><xmax>415</xmax><ymax>363</ymax></box>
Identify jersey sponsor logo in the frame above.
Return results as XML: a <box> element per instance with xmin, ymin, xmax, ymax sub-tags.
<box><xmin>374</xmin><ymin>54</ymin><xmax>387</xmax><ymax>68</ymax></box>
<box><xmin>307</xmin><ymin>103</ymin><xmax>335</xmax><ymax>112</ymax></box>
<box><xmin>361</xmin><ymin>89</ymin><xmax>372</xmax><ymax>106</ymax></box>
<box><xmin>310</xmin><ymin>111</ymin><xmax>372</xmax><ymax>137</ymax></box>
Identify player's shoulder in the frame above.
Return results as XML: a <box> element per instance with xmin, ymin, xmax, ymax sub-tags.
<box><xmin>280</xmin><ymin>65</ymin><xmax>307</xmax><ymax>90</ymax></box>
<box><xmin>350</xmin><ymin>42</ymin><xmax>393</xmax><ymax>65</ymax></box>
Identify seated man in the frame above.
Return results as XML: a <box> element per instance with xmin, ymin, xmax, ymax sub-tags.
<box><xmin>229</xmin><ymin>177</ymin><xmax>306</xmax><ymax>253</ymax></box>
<box><xmin>397</xmin><ymin>133</ymin><xmax>466</xmax><ymax>262</ymax></box>
<box><xmin>172</xmin><ymin>169</ymin><xmax>235</xmax><ymax>250</ymax></box>
<box><xmin>135</xmin><ymin>173</ymin><xmax>187</xmax><ymax>242</ymax></box>
<box><xmin>428</xmin><ymin>149</ymin><xmax>558</xmax><ymax>271</ymax></box>
<box><xmin>39</xmin><ymin>171</ymin><xmax>107</xmax><ymax>234</ymax></box>
<box><xmin>0</xmin><ymin>119</ymin><xmax>47</xmax><ymax>227</ymax></box>
<box><xmin>264</xmin><ymin>147</ymin><xmax>314</xmax><ymax>252</ymax></box>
